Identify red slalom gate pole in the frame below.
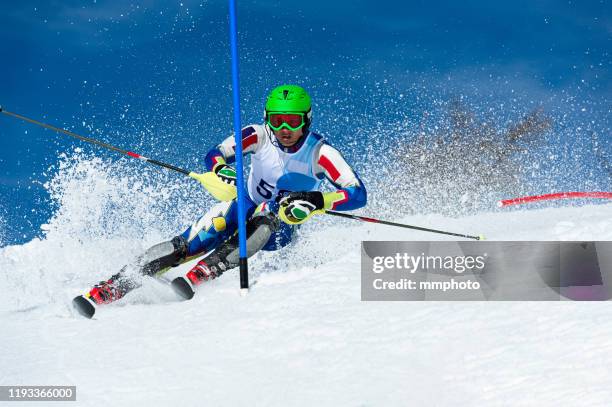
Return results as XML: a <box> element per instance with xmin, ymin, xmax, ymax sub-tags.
<box><xmin>498</xmin><ymin>192</ymin><xmax>612</xmax><ymax>207</ymax></box>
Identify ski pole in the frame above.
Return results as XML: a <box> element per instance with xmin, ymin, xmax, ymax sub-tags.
<box><xmin>324</xmin><ymin>210</ymin><xmax>485</xmax><ymax>240</ymax></box>
<box><xmin>1</xmin><ymin>106</ymin><xmax>190</xmax><ymax>174</ymax></box>
<box><xmin>0</xmin><ymin>106</ymin><xmax>236</xmax><ymax>201</ymax></box>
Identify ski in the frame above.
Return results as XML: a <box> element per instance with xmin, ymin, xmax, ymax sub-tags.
<box><xmin>170</xmin><ymin>277</ymin><xmax>196</xmax><ymax>300</ymax></box>
<box><xmin>72</xmin><ymin>295</ymin><xmax>97</xmax><ymax>319</ymax></box>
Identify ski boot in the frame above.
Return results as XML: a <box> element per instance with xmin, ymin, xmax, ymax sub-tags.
<box><xmin>171</xmin><ymin>259</ymin><xmax>224</xmax><ymax>300</ymax></box>
<box><xmin>72</xmin><ymin>273</ymin><xmax>134</xmax><ymax>319</ymax></box>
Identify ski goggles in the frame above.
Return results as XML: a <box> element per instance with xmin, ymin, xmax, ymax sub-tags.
<box><xmin>266</xmin><ymin>112</ymin><xmax>306</xmax><ymax>131</ymax></box>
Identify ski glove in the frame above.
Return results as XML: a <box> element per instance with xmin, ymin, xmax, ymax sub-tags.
<box><xmin>213</xmin><ymin>163</ymin><xmax>237</xmax><ymax>186</ymax></box>
<box><xmin>278</xmin><ymin>191</ymin><xmax>326</xmax><ymax>225</ymax></box>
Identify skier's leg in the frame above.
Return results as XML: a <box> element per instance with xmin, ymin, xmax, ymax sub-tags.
<box><xmin>83</xmin><ymin>235</ymin><xmax>189</xmax><ymax>304</ymax></box>
<box><xmin>73</xmin><ymin>198</ymin><xmax>248</xmax><ymax>317</ymax></box>
<box><xmin>184</xmin><ymin>210</ymin><xmax>280</xmax><ymax>285</ymax></box>
<box><xmin>257</xmin><ymin>200</ymin><xmax>298</xmax><ymax>251</ymax></box>
<box><xmin>171</xmin><ymin>210</ymin><xmax>279</xmax><ymax>299</ymax></box>
<box><xmin>179</xmin><ymin>200</ymin><xmax>239</xmax><ymax>258</ymax></box>
<box><xmin>82</xmin><ymin>200</ymin><xmax>237</xmax><ymax>305</ymax></box>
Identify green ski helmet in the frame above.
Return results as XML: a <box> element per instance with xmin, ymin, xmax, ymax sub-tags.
<box><xmin>264</xmin><ymin>85</ymin><xmax>312</xmax><ymax>133</ymax></box>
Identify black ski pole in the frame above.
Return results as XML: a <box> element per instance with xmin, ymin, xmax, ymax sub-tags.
<box><xmin>325</xmin><ymin>210</ymin><xmax>485</xmax><ymax>240</ymax></box>
<box><xmin>0</xmin><ymin>106</ymin><xmax>190</xmax><ymax>175</ymax></box>
<box><xmin>0</xmin><ymin>107</ymin><xmax>238</xmax><ymax>201</ymax></box>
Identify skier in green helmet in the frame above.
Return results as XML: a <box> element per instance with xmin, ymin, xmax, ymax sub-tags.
<box><xmin>73</xmin><ymin>84</ymin><xmax>367</xmax><ymax>318</ymax></box>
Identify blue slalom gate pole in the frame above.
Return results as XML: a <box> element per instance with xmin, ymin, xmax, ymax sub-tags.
<box><xmin>228</xmin><ymin>0</ymin><xmax>249</xmax><ymax>292</ymax></box>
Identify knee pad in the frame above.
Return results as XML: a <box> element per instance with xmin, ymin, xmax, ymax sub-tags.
<box><xmin>140</xmin><ymin>236</ymin><xmax>188</xmax><ymax>276</ymax></box>
<box><xmin>213</xmin><ymin>213</ymin><xmax>278</xmax><ymax>267</ymax></box>
<box><xmin>201</xmin><ymin>212</ymin><xmax>280</xmax><ymax>272</ymax></box>
<box><xmin>170</xmin><ymin>236</ymin><xmax>188</xmax><ymax>263</ymax></box>
<box><xmin>250</xmin><ymin>211</ymin><xmax>280</xmax><ymax>233</ymax></box>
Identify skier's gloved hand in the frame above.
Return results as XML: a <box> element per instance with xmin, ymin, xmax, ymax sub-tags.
<box><xmin>278</xmin><ymin>191</ymin><xmax>326</xmax><ymax>225</ymax></box>
<box><xmin>213</xmin><ymin>163</ymin><xmax>237</xmax><ymax>186</ymax></box>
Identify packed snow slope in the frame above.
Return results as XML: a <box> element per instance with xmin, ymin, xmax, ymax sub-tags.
<box><xmin>1</xmin><ymin>201</ymin><xmax>611</xmax><ymax>407</ymax></box>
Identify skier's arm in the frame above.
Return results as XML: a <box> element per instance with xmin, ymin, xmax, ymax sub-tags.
<box><xmin>315</xmin><ymin>143</ymin><xmax>367</xmax><ymax>211</ymax></box>
<box><xmin>277</xmin><ymin>145</ymin><xmax>366</xmax><ymax>224</ymax></box>
<box><xmin>204</xmin><ymin>125</ymin><xmax>262</xmax><ymax>171</ymax></box>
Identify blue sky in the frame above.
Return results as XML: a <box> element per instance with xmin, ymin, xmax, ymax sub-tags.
<box><xmin>0</xmin><ymin>0</ymin><xmax>610</xmax><ymax>245</ymax></box>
